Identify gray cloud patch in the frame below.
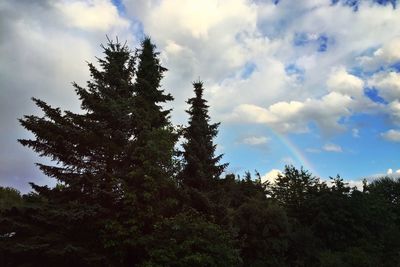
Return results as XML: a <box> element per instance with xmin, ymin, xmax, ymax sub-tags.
<box><xmin>0</xmin><ymin>0</ymin><xmax>130</xmax><ymax>192</ymax></box>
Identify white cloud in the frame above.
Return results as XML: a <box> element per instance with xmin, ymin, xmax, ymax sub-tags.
<box><xmin>261</xmin><ymin>169</ymin><xmax>282</xmax><ymax>184</ymax></box>
<box><xmin>323</xmin><ymin>143</ymin><xmax>343</xmax><ymax>152</ymax></box>
<box><xmin>125</xmin><ymin>0</ymin><xmax>399</xmax><ymax>135</ymax></box>
<box><xmin>125</xmin><ymin>0</ymin><xmax>258</xmax><ymax>78</ymax></box>
<box><xmin>358</xmin><ymin>37</ymin><xmax>400</xmax><ymax>71</ymax></box>
<box><xmin>125</xmin><ymin>0</ymin><xmax>257</xmax><ymax>40</ymax></box>
<box><xmin>228</xmin><ymin>91</ymin><xmax>353</xmax><ymax>134</ymax></box>
<box><xmin>227</xmin><ymin>102</ymin><xmax>307</xmax><ymax>133</ymax></box>
<box><xmin>327</xmin><ymin>67</ymin><xmax>364</xmax><ymax>98</ymax></box>
<box><xmin>381</xmin><ymin>129</ymin><xmax>400</xmax><ymax>142</ymax></box>
<box><xmin>369</xmin><ymin>71</ymin><xmax>400</xmax><ymax>102</ymax></box>
<box><xmin>346</xmin><ymin>180</ymin><xmax>364</xmax><ymax>190</ymax></box>
<box><xmin>367</xmin><ymin>71</ymin><xmax>400</xmax><ymax>125</ymax></box>
<box><xmin>123</xmin><ymin>0</ymin><xmax>275</xmax><ymax>124</ymax></box>
<box><xmin>225</xmin><ymin>63</ymin><xmax>384</xmax><ymax>135</ymax></box>
<box><xmin>388</xmin><ymin>100</ymin><xmax>400</xmax><ymax>125</ymax></box>
<box><xmin>54</xmin><ymin>0</ymin><xmax>129</xmax><ymax>31</ymax></box>
<box><xmin>0</xmin><ymin>0</ymin><xmax>134</xmax><ymax>192</ymax></box>
<box><xmin>363</xmin><ymin>169</ymin><xmax>400</xmax><ymax>181</ymax></box>
<box><xmin>241</xmin><ymin>136</ymin><xmax>270</xmax><ymax>146</ymax></box>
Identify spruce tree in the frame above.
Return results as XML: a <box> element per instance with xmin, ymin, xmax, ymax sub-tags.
<box><xmin>131</xmin><ymin>37</ymin><xmax>177</xmax><ymax>184</ymax></box>
<box><xmin>127</xmin><ymin>38</ymin><xmax>179</xmax><ymax>232</ymax></box>
<box><xmin>1</xmin><ymin>38</ymin><xmax>139</xmax><ymax>266</ymax></box>
<box><xmin>0</xmin><ymin>37</ymin><xmax>179</xmax><ymax>266</ymax></box>
<box><xmin>98</xmin><ymin>38</ymin><xmax>179</xmax><ymax>265</ymax></box>
<box><xmin>181</xmin><ymin>81</ymin><xmax>227</xmax><ymax>191</ymax></box>
<box><xmin>18</xmin><ymin>38</ymin><xmax>138</xmax><ymax>203</ymax></box>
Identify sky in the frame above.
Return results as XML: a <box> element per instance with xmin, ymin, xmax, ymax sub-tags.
<box><xmin>1</xmin><ymin>0</ymin><xmax>400</xmax><ymax>192</ymax></box>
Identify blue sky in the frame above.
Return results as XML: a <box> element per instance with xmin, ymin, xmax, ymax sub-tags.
<box><xmin>1</xmin><ymin>0</ymin><xmax>400</xmax><ymax>192</ymax></box>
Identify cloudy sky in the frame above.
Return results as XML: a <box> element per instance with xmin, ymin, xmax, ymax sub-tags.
<box><xmin>1</xmin><ymin>0</ymin><xmax>400</xmax><ymax>192</ymax></box>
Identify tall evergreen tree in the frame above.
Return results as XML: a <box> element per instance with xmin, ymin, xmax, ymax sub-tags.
<box><xmin>18</xmin><ymin>38</ymin><xmax>138</xmax><ymax>203</ymax></box>
<box><xmin>1</xmin><ymin>38</ymin><xmax>140</xmax><ymax>266</ymax></box>
<box><xmin>181</xmin><ymin>81</ymin><xmax>227</xmax><ymax>191</ymax></box>
<box><xmin>127</xmin><ymin>37</ymin><xmax>179</xmax><ymax>233</ymax></box>
<box><xmin>130</xmin><ymin>37</ymin><xmax>177</xmax><ymax>186</ymax></box>
<box><xmin>0</xmin><ymin>37</ymin><xmax>179</xmax><ymax>266</ymax></box>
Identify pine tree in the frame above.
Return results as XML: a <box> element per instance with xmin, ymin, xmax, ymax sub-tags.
<box><xmin>181</xmin><ymin>81</ymin><xmax>227</xmax><ymax>191</ymax></box>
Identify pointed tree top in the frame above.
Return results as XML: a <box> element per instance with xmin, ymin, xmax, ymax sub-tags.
<box><xmin>192</xmin><ymin>80</ymin><xmax>204</xmax><ymax>97</ymax></box>
<box><xmin>101</xmin><ymin>35</ymin><xmax>129</xmax><ymax>53</ymax></box>
<box><xmin>141</xmin><ymin>36</ymin><xmax>155</xmax><ymax>49</ymax></box>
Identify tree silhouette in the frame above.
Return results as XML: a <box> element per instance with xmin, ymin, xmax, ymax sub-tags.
<box><xmin>181</xmin><ymin>81</ymin><xmax>227</xmax><ymax>191</ymax></box>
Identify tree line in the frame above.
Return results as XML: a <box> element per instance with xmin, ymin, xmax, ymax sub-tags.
<box><xmin>1</xmin><ymin>38</ymin><xmax>400</xmax><ymax>266</ymax></box>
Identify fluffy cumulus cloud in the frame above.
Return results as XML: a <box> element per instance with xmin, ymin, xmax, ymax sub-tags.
<box><xmin>369</xmin><ymin>71</ymin><xmax>400</xmax><ymax>102</ymax></box>
<box><xmin>358</xmin><ymin>37</ymin><xmax>400</xmax><ymax>71</ymax></box>
<box><xmin>63</xmin><ymin>0</ymin><xmax>400</xmax><ymax>135</ymax></box>
<box><xmin>381</xmin><ymin>129</ymin><xmax>400</xmax><ymax>142</ymax></box>
<box><xmin>363</xmin><ymin>42</ymin><xmax>400</xmax><ymax>140</ymax></box>
<box><xmin>123</xmin><ymin>0</ymin><xmax>268</xmax><ymax>120</ymax></box>
<box><xmin>121</xmin><ymin>0</ymin><xmax>399</xmax><ymax>135</ymax></box>
<box><xmin>327</xmin><ymin>67</ymin><xmax>364</xmax><ymax>98</ymax></box>
<box><xmin>54</xmin><ymin>0</ymin><xmax>129</xmax><ymax>31</ymax></box>
<box><xmin>228</xmin><ymin>91</ymin><xmax>355</xmax><ymax>134</ymax></box>
<box><xmin>261</xmin><ymin>169</ymin><xmax>282</xmax><ymax>184</ymax></box>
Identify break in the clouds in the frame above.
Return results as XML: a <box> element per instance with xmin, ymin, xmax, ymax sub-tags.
<box><xmin>1</xmin><ymin>0</ymin><xmax>400</xmax><ymax>192</ymax></box>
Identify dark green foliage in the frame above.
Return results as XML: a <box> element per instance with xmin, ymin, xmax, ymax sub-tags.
<box><xmin>0</xmin><ymin>187</ymin><xmax>22</xmax><ymax>210</ymax></box>
<box><xmin>131</xmin><ymin>37</ymin><xmax>177</xmax><ymax>182</ymax></box>
<box><xmin>265</xmin><ymin>168</ymin><xmax>400</xmax><ymax>267</ymax></box>
<box><xmin>19</xmin><ymin>38</ymin><xmax>138</xmax><ymax>202</ymax></box>
<box><xmin>1</xmin><ymin>37</ymin><xmax>179</xmax><ymax>266</ymax></box>
<box><xmin>270</xmin><ymin>165</ymin><xmax>320</xmax><ymax>220</ymax></box>
<box><xmin>181</xmin><ymin>81</ymin><xmax>227</xmax><ymax>191</ymax></box>
<box><xmin>232</xmin><ymin>199</ymin><xmax>289</xmax><ymax>267</ymax></box>
<box><xmin>0</xmin><ymin>193</ymin><xmax>108</xmax><ymax>266</ymax></box>
<box><xmin>141</xmin><ymin>212</ymin><xmax>241</xmax><ymax>267</ymax></box>
<box><xmin>3</xmin><ymin>38</ymin><xmax>142</xmax><ymax>266</ymax></box>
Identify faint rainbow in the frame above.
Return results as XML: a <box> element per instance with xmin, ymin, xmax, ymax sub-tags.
<box><xmin>269</xmin><ymin>130</ymin><xmax>319</xmax><ymax>177</ymax></box>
